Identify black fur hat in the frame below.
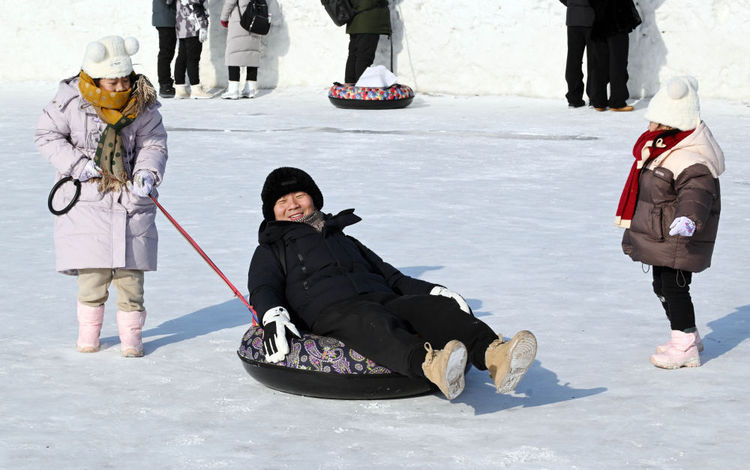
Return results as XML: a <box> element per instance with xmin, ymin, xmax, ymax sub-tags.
<box><xmin>261</xmin><ymin>167</ymin><xmax>324</xmax><ymax>220</ymax></box>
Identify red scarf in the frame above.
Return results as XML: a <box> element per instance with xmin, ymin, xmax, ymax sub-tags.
<box><xmin>614</xmin><ymin>129</ymin><xmax>693</xmax><ymax>228</ymax></box>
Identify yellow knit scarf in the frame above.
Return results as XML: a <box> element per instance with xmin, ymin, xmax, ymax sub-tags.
<box><xmin>78</xmin><ymin>71</ymin><xmax>156</xmax><ymax>192</ymax></box>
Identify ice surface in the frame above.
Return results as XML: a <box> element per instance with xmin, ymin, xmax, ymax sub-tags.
<box><xmin>1</xmin><ymin>83</ymin><xmax>749</xmax><ymax>469</ymax></box>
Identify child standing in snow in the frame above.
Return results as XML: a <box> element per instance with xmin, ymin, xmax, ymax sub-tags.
<box><xmin>174</xmin><ymin>0</ymin><xmax>212</xmax><ymax>98</ymax></box>
<box><xmin>36</xmin><ymin>35</ymin><xmax>168</xmax><ymax>357</ymax></box>
<box><xmin>615</xmin><ymin>76</ymin><xmax>724</xmax><ymax>369</ymax></box>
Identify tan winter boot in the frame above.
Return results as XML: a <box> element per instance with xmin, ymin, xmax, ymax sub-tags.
<box><xmin>190</xmin><ymin>83</ymin><xmax>214</xmax><ymax>99</ymax></box>
<box><xmin>421</xmin><ymin>340</ymin><xmax>467</xmax><ymax>400</ymax></box>
<box><xmin>485</xmin><ymin>331</ymin><xmax>537</xmax><ymax>394</ymax></box>
<box><xmin>174</xmin><ymin>84</ymin><xmax>189</xmax><ymax>99</ymax></box>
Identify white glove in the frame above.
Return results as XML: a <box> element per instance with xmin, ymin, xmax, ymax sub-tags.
<box><xmin>430</xmin><ymin>286</ymin><xmax>471</xmax><ymax>314</ymax></box>
<box><xmin>78</xmin><ymin>159</ymin><xmax>102</xmax><ymax>182</ymax></box>
<box><xmin>262</xmin><ymin>307</ymin><xmax>301</xmax><ymax>363</ymax></box>
<box><xmin>131</xmin><ymin>170</ymin><xmax>155</xmax><ymax>198</ymax></box>
<box><xmin>668</xmin><ymin>216</ymin><xmax>696</xmax><ymax>237</ymax></box>
<box><xmin>198</xmin><ymin>27</ymin><xmax>208</xmax><ymax>43</ymax></box>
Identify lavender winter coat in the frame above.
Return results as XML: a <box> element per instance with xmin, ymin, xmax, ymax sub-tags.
<box><xmin>221</xmin><ymin>0</ymin><xmax>262</xmax><ymax>67</ymax></box>
<box><xmin>35</xmin><ymin>76</ymin><xmax>168</xmax><ymax>274</ymax></box>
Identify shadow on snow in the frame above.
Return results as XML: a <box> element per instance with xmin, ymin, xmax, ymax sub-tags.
<box><xmin>451</xmin><ymin>361</ymin><xmax>607</xmax><ymax>415</ymax></box>
<box><xmin>100</xmin><ymin>298</ymin><xmax>252</xmax><ymax>353</ymax></box>
<box><xmin>701</xmin><ymin>304</ymin><xmax>750</xmax><ymax>364</ymax></box>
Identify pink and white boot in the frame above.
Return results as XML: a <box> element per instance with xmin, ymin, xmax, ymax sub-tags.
<box><xmin>76</xmin><ymin>302</ymin><xmax>104</xmax><ymax>353</ymax></box>
<box><xmin>650</xmin><ymin>330</ymin><xmax>701</xmax><ymax>369</ymax></box>
<box><xmin>656</xmin><ymin>329</ymin><xmax>704</xmax><ymax>354</ymax></box>
<box><xmin>117</xmin><ymin>310</ymin><xmax>147</xmax><ymax>357</ymax></box>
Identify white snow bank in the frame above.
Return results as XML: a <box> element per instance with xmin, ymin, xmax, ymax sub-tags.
<box><xmin>3</xmin><ymin>1</ymin><xmax>749</xmax><ymax>99</ymax></box>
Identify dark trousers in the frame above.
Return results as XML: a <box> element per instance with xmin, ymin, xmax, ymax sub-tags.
<box><xmin>345</xmin><ymin>33</ymin><xmax>381</xmax><ymax>84</ymax></box>
<box><xmin>564</xmin><ymin>26</ymin><xmax>593</xmax><ymax>106</ymax></box>
<box><xmin>652</xmin><ymin>266</ymin><xmax>695</xmax><ymax>331</ymax></box>
<box><xmin>174</xmin><ymin>37</ymin><xmax>203</xmax><ymax>86</ymax></box>
<box><xmin>589</xmin><ymin>32</ymin><xmax>630</xmax><ymax>108</ymax></box>
<box><xmin>228</xmin><ymin>66</ymin><xmax>258</xmax><ymax>82</ymax></box>
<box><xmin>156</xmin><ymin>27</ymin><xmax>177</xmax><ymax>86</ymax></box>
<box><xmin>311</xmin><ymin>292</ymin><xmax>498</xmax><ymax>377</ymax></box>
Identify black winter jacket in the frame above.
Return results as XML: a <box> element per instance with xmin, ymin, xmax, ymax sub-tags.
<box><xmin>560</xmin><ymin>0</ymin><xmax>595</xmax><ymax>28</ymax></box>
<box><xmin>247</xmin><ymin>209</ymin><xmax>435</xmax><ymax>328</ymax></box>
<box><xmin>590</xmin><ymin>0</ymin><xmax>641</xmax><ymax>39</ymax></box>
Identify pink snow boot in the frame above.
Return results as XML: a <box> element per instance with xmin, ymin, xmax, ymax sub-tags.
<box><xmin>656</xmin><ymin>329</ymin><xmax>704</xmax><ymax>353</ymax></box>
<box><xmin>650</xmin><ymin>330</ymin><xmax>701</xmax><ymax>369</ymax></box>
<box><xmin>117</xmin><ymin>310</ymin><xmax>147</xmax><ymax>358</ymax></box>
<box><xmin>76</xmin><ymin>302</ymin><xmax>104</xmax><ymax>353</ymax></box>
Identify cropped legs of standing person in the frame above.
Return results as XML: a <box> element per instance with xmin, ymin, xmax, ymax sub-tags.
<box><xmin>156</xmin><ymin>27</ymin><xmax>177</xmax><ymax>97</ymax></box>
<box><xmin>564</xmin><ymin>26</ymin><xmax>593</xmax><ymax>107</ymax></box>
<box><xmin>174</xmin><ymin>37</ymin><xmax>203</xmax><ymax>91</ymax></box>
<box><xmin>560</xmin><ymin>0</ymin><xmax>595</xmax><ymax>108</ymax></box>
<box><xmin>588</xmin><ymin>0</ymin><xmax>641</xmax><ymax>111</ymax></box>
<box><xmin>152</xmin><ymin>0</ymin><xmax>178</xmax><ymax>98</ymax></box>
<box><xmin>345</xmin><ymin>34</ymin><xmax>380</xmax><ymax>84</ymax></box>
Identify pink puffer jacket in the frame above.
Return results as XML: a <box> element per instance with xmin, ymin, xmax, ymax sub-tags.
<box><xmin>36</xmin><ymin>76</ymin><xmax>168</xmax><ymax>274</ymax></box>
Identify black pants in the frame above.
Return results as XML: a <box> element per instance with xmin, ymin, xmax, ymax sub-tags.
<box><xmin>311</xmin><ymin>292</ymin><xmax>498</xmax><ymax>378</ymax></box>
<box><xmin>589</xmin><ymin>32</ymin><xmax>630</xmax><ymax>108</ymax></box>
<box><xmin>345</xmin><ymin>33</ymin><xmax>381</xmax><ymax>84</ymax></box>
<box><xmin>156</xmin><ymin>27</ymin><xmax>177</xmax><ymax>86</ymax></box>
<box><xmin>228</xmin><ymin>66</ymin><xmax>258</xmax><ymax>82</ymax></box>
<box><xmin>652</xmin><ymin>266</ymin><xmax>695</xmax><ymax>331</ymax></box>
<box><xmin>174</xmin><ymin>37</ymin><xmax>203</xmax><ymax>86</ymax></box>
<box><xmin>564</xmin><ymin>26</ymin><xmax>593</xmax><ymax>106</ymax></box>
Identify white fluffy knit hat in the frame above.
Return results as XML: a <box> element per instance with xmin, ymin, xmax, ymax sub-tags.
<box><xmin>81</xmin><ymin>36</ymin><xmax>139</xmax><ymax>79</ymax></box>
<box><xmin>644</xmin><ymin>76</ymin><xmax>701</xmax><ymax>131</ymax></box>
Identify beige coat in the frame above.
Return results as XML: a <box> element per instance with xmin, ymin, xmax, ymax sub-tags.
<box><xmin>221</xmin><ymin>0</ymin><xmax>262</xmax><ymax>68</ymax></box>
<box><xmin>36</xmin><ymin>77</ymin><xmax>168</xmax><ymax>274</ymax></box>
<box><xmin>622</xmin><ymin>122</ymin><xmax>724</xmax><ymax>272</ymax></box>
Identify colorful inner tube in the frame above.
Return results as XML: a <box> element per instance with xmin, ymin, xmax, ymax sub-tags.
<box><xmin>238</xmin><ymin>326</ymin><xmax>436</xmax><ymax>399</ymax></box>
<box><xmin>327</xmin><ymin>82</ymin><xmax>415</xmax><ymax>109</ymax></box>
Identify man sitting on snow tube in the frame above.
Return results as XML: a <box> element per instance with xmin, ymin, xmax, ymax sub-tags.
<box><xmin>247</xmin><ymin>167</ymin><xmax>537</xmax><ymax>400</ymax></box>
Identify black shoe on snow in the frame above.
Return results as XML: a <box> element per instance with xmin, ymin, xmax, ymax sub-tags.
<box><xmin>159</xmin><ymin>84</ymin><xmax>176</xmax><ymax>98</ymax></box>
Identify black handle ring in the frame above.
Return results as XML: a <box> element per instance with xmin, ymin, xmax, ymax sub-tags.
<box><xmin>47</xmin><ymin>176</ymin><xmax>82</xmax><ymax>216</ymax></box>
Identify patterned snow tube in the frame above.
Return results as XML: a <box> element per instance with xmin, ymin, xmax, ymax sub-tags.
<box><xmin>327</xmin><ymin>82</ymin><xmax>415</xmax><ymax>110</ymax></box>
<box><xmin>238</xmin><ymin>326</ymin><xmax>435</xmax><ymax>399</ymax></box>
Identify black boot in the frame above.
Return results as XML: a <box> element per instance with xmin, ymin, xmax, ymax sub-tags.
<box><xmin>159</xmin><ymin>83</ymin><xmax>176</xmax><ymax>99</ymax></box>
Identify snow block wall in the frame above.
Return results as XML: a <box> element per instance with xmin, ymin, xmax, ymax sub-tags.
<box><xmin>3</xmin><ymin>0</ymin><xmax>749</xmax><ymax>100</ymax></box>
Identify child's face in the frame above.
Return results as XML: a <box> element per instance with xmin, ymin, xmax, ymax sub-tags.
<box><xmin>648</xmin><ymin>122</ymin><xmax>673</xmax><ymax>132</ymax></box>
<box><xmin>99</xmin><ymin>76</ymin><xmax>131</xmax><ymax>92</ymax></box>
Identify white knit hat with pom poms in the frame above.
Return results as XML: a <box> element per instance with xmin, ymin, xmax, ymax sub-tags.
<box><xmin>644</xmin><ymin>76</ymin><xmax>701</xmax><ymax>131</ymax></box>
<box><xmin>81</xmin><ymin>36</ymin><xmax>139</xmax><ymax>79</ymax></box>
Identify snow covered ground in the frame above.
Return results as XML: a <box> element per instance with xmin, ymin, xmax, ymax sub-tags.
<box><xmin>1</xmin><ymin>83</ymin><xmax>749</xmax><ymax>469</ymax></box>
